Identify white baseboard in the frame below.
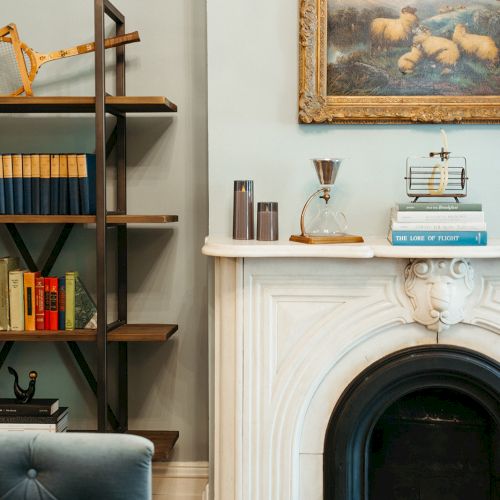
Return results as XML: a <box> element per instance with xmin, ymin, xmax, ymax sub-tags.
<box><xmin>201</xmin><ymin>484</ymin><xmax>210</xmax><ymax>500</ymax></box>
<box><xmin>153</xmin><ymin>462</ymin><xmax>209</xmax><ymax>500</ymax></box>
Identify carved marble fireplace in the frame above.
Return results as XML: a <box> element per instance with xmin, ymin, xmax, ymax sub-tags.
<box><xmin>203</xmin><ymin>237</ymin><xmax>500</xmax><ymax>500</ymax></box>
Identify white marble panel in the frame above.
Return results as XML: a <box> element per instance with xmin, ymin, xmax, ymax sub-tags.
<box><xmin>211</xmin><ymin>255</ymin><xmax>500</xmax><ymax>500</ymax></box>
<box><xmin>299</xmin><ymin>454</ymin><xmax>322</xmax><ymax>500</ymax></box>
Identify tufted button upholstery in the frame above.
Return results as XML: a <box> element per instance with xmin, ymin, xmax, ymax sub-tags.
<box><xmin>0</xmin><ymin>432</ymin><xmax>154</xmax><ymax>500</ymax></box>
<box><xmin>26</xmin><ymin>468</ymin><xmax>38</xmax><ymax>479</ymax></box>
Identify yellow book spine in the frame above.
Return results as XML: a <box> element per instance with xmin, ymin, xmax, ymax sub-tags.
<box><xmin>40</xmin><ymin>155</ymin><xmax>50</xmax><ymax>179</ymax></box>
<box><xmin>76</xmin><ymin>154</ymin><xmax>88</xmax><ymax>178</ymax></box>
<box><xmin>59</xmin><ymin>154</ymin><xmax>68</xmax><ymax>177</ymax></box>
<box><xmin>50</xmin><ymin>154</ymin><xmax>60</xmax><ymax>179</ymax></box>
<box><xmin>23</xmin><ymin>271</ymin><xmax>39</xmax><ymax>331</ymax></box>
<box><xmin>2</xmin><ymin>155</ymin><xmax>13</xmax><ymax>214</ymax></box>
<box><xmin>30</xmin><ymin>154</ymin><xmax>40</xmax><ymax>178</ymax></box>
<box><xmin>2</xmin><ymin>155</ymin><xmax>13</xmax><ymax>179</ymax></box>
<box><xmin>12</xmin><ymin>154</ymin><xmax>22</xmax><ymax>178</ymax></box>
<box><xmin>12</xmin><ymin>155</ymin><xmax>22</xmax><ymax>214</ymax></box>
<box><xmin>40</xmin><ymin>155</ymin><xmax>50</xmax><ymax>215</ymax></box>
<box><xmin>67</xmin><ymin>155</ymin><xmax>78</xmax><ymax>178</ymax></box>
<box><xmin>22</xmin><ymin>155</ymin><xmax>31</xmax><ymax>178</ymax></box>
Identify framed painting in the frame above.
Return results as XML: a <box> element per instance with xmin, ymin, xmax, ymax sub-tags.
<box><xmin>299</xmin><ymin>0</ymin><xmax>500</xmax><ymax>123</ymax></box>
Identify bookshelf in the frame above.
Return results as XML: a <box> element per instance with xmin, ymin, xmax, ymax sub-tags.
<box><xmin>0</xmin><ymin>0</ymin><xmax>179</xmax><ymax>460</ymax></box>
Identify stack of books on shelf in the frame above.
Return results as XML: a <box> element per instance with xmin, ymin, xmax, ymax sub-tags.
<box><xmin>0</xmin><ymin>153</ymin><xmax>95</xmax><ymax>216</ymax></box>
<box><xmin>0</xmin><ymin>259</ymin><xmax>97</xmax><ymax>332</ymax></box>
<box><xmin>388</xmin><ymin>202</ymin><xmax>487</xmax><ymax>246</ymax></box>
<box><xmin>0</xmin><ymin>398</ymin><xmax>68</xmax><ymax>432</ymax></box>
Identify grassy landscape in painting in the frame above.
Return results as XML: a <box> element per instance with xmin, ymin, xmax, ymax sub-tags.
<box><xmin>327</xmin><ymin>0</ymin><xmax>500</xmax><ymax>96</ymax></box>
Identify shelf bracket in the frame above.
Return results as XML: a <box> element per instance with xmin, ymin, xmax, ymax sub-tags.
<box><xmin>41</xmin><ymin>224</ymin><xmax>75</xmax><ymax>276</ymax></box>
<box><xmin>66</xmin><ymin>341</ymin><xmax>121</xmax><ymax>431</ymax></box>
<box><xmin>0</xmin><ymin>341</ymin><xmax>14</xmax><ymax>372</ymax></box>
<box><xmin>106</xmin><ymin>125</ymin><xmax>118</xmax><ymax>158</ymax></box>
<box><xmin>5</xmin><ymin>224</ymin><xmax>37</xmax><ymax>272</ymax></box>
<box><xmin>5</xmin><ymin>223</ymin><xmax>75</xmax><ymax>276</ymax></box>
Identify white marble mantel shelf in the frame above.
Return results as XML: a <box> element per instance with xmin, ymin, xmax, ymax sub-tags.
<box><xmin>202</xmin><ymin>236</ymin><xmax>500</xmax><ymax>259</ymax></box>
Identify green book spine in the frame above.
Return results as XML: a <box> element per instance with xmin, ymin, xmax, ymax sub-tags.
<box><xmin>65</xmin><ymin>271</ymin><xmax>77</xmax><ymax>330</ymax></box>
<box><xmin>0</xmin><ymin>257</ymin><xmax>19</xmax><ymax>330</ymax></box>
<box><xmin>397</xmin><ymin>203</ymin><xmax>482</xmax><ymax>212</ymax></box>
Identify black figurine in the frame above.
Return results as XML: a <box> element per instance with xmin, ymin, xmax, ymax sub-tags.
<box><xmin>8</xmin><ymin>366</ymin><xmax>37</xmax><ymax>403</ymax></box>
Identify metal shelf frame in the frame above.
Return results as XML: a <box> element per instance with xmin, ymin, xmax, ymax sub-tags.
<box><xmin>95</xmin><ymin>0</ymin><xmax>127</xmax><ymax>432</ymax></box>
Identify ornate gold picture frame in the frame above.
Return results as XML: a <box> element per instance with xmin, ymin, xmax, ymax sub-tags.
<box><xmin>299</xmin><ymin>0</ymin><xmax>500</xmax><ymax>124</ymax></box>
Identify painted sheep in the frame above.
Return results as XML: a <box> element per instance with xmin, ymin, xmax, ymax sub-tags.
<box><xmin>413</xmin><ymin>27</ymin><xmax>461</xmax><ymax>67</ymax></box>
<box><xmin>398</xmin><ymin>45</ymin><xmax>423</xmax><ymax>73</ymax></box>
<box><xmin>452</xmin><ymin>24</ymin><xmax>499</xmax><ymax>65</ymax></box>
<box><xmin>371</xmin><ymin>7</ymin><xmax>418</xmax><ymax>50</ymax></box>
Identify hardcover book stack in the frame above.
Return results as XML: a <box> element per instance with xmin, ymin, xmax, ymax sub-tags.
<box><xmin>388</xmin><ymin>203</ymin><xmax>487</xmax><ymax>246</ymax></box>
<box><xmin>0</xmin><ymin>153</ymin><xmax>95</xmax><ymax>215</ymax></box>
<box><xmin>0</xmin><ymin>260</ymin><xmax>97</xmax><ymax>332</ymax></box>
<box><xmin>0</xmin><ymin>398</ymin><xmax>68</xmax><ymax>432</ymax></box>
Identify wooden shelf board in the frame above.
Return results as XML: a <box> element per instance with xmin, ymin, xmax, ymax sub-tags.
<box><xmin>69</xmin><ymin>430</ymin><xmax>179</xmax><ymax>462</ymax></box>
<box><xmin>109</xmin><ymin>324</ymin><xmax>178</xmax><ymax>342</ymax></box>
<box><xmin>0</xmin><ymin>329</ymin><xmax>96</xmax><ymax>341</ymax></box>
<box><xmin>127</xmin><ymin>430</ymin><xmax>179</xmax><ymax>462</ymax></box>
<box><xmin>0</xmin><ymin>96</ymin><xmax>177</xmax><ymax>113</ymax></box>
<box><xmin>107</xmin><ymin>214</ymin><xmax>178</xmax><ymax>224</ymax></box>
<box><xmin>0</xmin><ymin>324</ymin><xmax>178</xmax><ymax>342</ymax></box>
<box><xmin>0</xmin><ymin>214</ymin><xmax>178</xmax><ymax>224</ymax></box>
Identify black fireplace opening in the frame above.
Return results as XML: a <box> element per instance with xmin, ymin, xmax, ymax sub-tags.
<box><xmin>323</xmin><ymin>346</ymin><xmax>500</xmax><ymax>500</ymax></box>
<box><xmin>369</xmin><ymin>388</ymin><xmax>495</xmax><ymax>500</ymax></box>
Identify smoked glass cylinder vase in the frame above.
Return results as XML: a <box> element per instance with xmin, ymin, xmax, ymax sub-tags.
<box><xmin>232</xmin><ymin>180</ymin><xmax>254</xmax><ymax>240</ymax></box>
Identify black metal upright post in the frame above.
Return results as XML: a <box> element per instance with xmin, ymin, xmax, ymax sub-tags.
<box><xmin>94</xmin><ymin>0</ymin><xmax>108</xmax><ymax>432</ymax></box>
<box><xmin>113</xmin><ymin>5</ymin><xmax>128</xmax><ymax>432</ymax></box>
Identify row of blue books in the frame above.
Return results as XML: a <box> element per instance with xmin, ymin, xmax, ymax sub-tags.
<box><xmin>0</xmin><ymin>153</ymin><xmax>96</xmax><ymax>215</ymax></box>
<box><xmin>388</xmin><ymin>202</ymin><xmax>488</xmax><ymax>246</ymax></box>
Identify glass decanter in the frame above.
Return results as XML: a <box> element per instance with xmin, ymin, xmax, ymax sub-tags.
<box><xmin>302</xmin><ymin>158</ymin><xmax>347</xmax><ymax>237</ymax></box>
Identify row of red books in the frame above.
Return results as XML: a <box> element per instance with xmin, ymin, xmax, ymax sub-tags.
<box><xmin>8</xmin><ymin>271</ymin><xmax>80</xmax><ymax>331</ymax></box>
<box><xmin>1</xmin><ymin>258</ymin><xmax>96</xmax><ymax>332</ymax></box>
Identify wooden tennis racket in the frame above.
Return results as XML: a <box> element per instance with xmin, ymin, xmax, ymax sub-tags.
<box><xmin>0</xmin><ymin>23</ymin><xmax>140</xmax><ymax>96</ymax></box>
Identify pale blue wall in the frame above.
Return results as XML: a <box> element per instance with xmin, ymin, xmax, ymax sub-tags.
<box><xmin>207</xmin><ymin>1</ymin><xmax>500</xmax><ymax>239</ymax></box>
<box><xmin>0</xmin><ymin>1</ymin><xmax>208</xmax><ymax>461</ymax></box>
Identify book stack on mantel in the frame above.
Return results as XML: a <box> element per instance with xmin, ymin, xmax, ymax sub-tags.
<box><xmin>388</xmin><ymin>203</ymin><xmax>487</xmax><ymax>246</ymax></box>
<box><xmin>0</xmin><ymin>398</ymin><xmax>68</xmax><ymax>432</ymax></box>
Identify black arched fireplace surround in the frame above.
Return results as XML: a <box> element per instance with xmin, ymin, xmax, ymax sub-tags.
<box><xmin>324</xmin><ymin>346</ymin><xmax>500</xmax><ymax>500</ymax></box>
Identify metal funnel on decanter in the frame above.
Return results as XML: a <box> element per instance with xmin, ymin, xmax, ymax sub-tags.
<box><xmin>313</xmin><ymin>158</ymin><xmax>342</xmax><ymax>186</ymax></box>
<box><xmin>290</xmin><ymin>158</ymin><xmax>364</xmax><ymax>244</ymax></box>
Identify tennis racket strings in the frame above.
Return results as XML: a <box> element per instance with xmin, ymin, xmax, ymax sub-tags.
<box><xmin>0</xmin><ymin>24</ymin><xmax>140</xmax><ymax>96</ymax></box>
<box><xmin>0</xmin><ymin>38</ymin><xmax>31</xmax><ymax>95</ymax></box>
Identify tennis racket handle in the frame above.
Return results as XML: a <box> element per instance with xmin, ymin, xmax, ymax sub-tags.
<box><xmin>103</xmin><ymin>31</ymin><xmax>140</xmax><ymax>49</ymax></box>
<box><xmin>39</xmin><ymin>32</ymin><xmax>141</xmax><ymax>66</ymax></box>
<box><xmin>75</xmin><ymin>31</ymin><xmax>141</xmax><ymax>55</ymax></box>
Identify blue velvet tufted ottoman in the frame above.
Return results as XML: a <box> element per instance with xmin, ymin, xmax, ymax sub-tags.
<box><xmin>0</xmin><ymin>432</ymin><xmax>154</xmax><ymax>499</ymax></box>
